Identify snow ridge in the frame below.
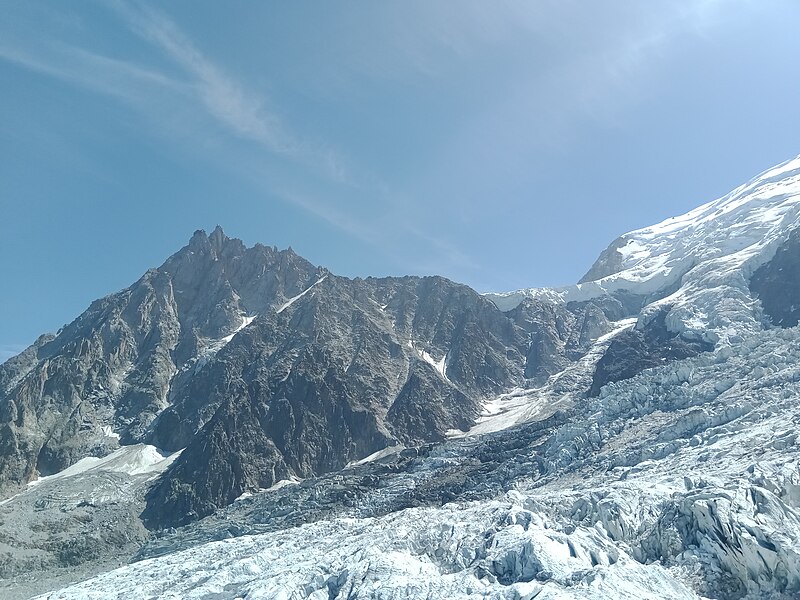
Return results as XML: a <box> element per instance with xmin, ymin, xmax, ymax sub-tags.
<box><xmin>29</xmin><ymin>444</ymin><xmax>181</xmax><ymax>488</ymax></box>
<box><xmin>488</xmin><ymin>155</ymin><xmax>800</xmax><ymax>340</ymax></box>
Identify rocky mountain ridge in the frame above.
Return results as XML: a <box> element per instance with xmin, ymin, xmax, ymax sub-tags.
<box><xmin>0</xmin><ymin>226</ymin><xmax>618</xmax><ymax>528</ymax></box>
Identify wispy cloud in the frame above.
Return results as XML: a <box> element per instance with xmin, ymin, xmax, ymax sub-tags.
<box><xmin>1</xmin><ymin>1</ymin><xmax>354</xmax><ymax>182</ymax></box>
<box><xmin>111</xmin><ymin>2</ymin><xmax>299</xmax><ymax>157</ymax></box>
<box><xmin>0</xmin><ymin>0</ymin><xmax>765</xmax><ymax>291</ymax></box>
<box><xmin>0</xmin><ymin>2</ymin><xmax>370</xmax><ymax>237</ymax></box>
<box><xmin>0</xmin><ymin>41</ymin><xmax>180</xmax><ymax>103</ymax></box>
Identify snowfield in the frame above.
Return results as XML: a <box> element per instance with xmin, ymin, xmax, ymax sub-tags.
<box><xmin>28</xmin><ymin>444</ymin><xmax>181</xmax><ymax>486</ymax></box>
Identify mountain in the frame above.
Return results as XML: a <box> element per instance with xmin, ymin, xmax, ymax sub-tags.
<box><xmin>2</xmin><ymin>156</ymin><xmax>800</xmax><ymax>599</ymax></box>
<box><xmin>0</xmin><ymin>226</ymin><xmax>619</xmax><ymax>532</ymax></box>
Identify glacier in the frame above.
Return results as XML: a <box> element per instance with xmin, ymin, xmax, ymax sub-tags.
<box><xmin>36</xmin><ymin>325</ymin><xmax>800</xmax><ymax>599</ymax></box>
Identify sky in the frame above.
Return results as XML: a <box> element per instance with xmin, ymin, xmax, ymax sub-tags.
<box><xmin>2</xmin><ymin>0</ymin><xmax>800</xmax><ymax>361</ymax></box>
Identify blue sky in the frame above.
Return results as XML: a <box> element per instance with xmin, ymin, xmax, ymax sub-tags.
<box><xmin>2</xmin><ymin>0</ymin><xmax>800</xmax><ymax>361</ymax></box>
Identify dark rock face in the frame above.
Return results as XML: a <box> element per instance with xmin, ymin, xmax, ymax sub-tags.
<box><xmin>578</xmin><ymin>237</ymin><xmax>629</xmax><ymax>283</ymax></box>
<box><xmin>749</xmin><ymin>228</ymin><xmax>800</xmax><ymax>327</ymax></box>
<box><xmin>504</xmin><ymin>293</ymin><xmax>642</xmax><ymax>385</ymax></box>
<box><xmin>136</xmin><ymin>411</ymin><xmax>567</xmax><ymax>564</ymax></box>
<box><xmin>0</xmin><ymin>228</ymin><xmax>620</xmax><ymax>528</ymax></box>
<box><xmin>588</xmin><ymin>308</ymin><xmax>714</xmax><ymax>396</ymax></box>
<box><xmin>509</xmin><ymin>300</ymin><xmax>576</xmax><ymax>382</ymax></box>
<box><xmin>143</xmin><ymin>272</ymin><xmax>536</xmax><ymax>526</ymax></box>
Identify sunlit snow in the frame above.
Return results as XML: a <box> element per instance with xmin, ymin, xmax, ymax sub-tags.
<box><xmin>487</xmin><ymin>155</ymin><xmax>800</xmax><ymax>342</ymax></box>
<box><xmin>276</xmin><ymin>276</ymin><xmax>327</xmax><ymax>313</ymax></box>
<box><xmin>193</xmin><ymin>312</ymin><xmax>257</xmax><ymax>372</ymax></box>
<box><xmin>28</xmin><ymin>444</ymin><xmax>181</xmax><ymax>488</ymax></box>
<box><xmin>409</xmin><ymin>340</ymin><xmax>451</xmax><ymax>383</ymax></box>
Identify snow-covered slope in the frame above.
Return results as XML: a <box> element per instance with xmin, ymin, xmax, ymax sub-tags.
<box><xmin>0</xmin><ymin>445</ymin><xmax>182</xmax><ymax>599</ymax></box>
<box><xmin>28</xmin><ymin>445</ymin><xmax>180</xmax><ymax>486</ymax></box>
<box><xmin>584</xmin><ymin>156</ymin><xmax>800</xmax><ymax>289</ymax></box>
<box><xmin>488</xmin><ymin>156</ymin><xmax>800</xmax><ymax>341</ymax></box>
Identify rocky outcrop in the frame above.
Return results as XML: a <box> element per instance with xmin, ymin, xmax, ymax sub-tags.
<box><xmin>588</xmin><ymin>307</ymin><xmax>714</xmax><ymax>396</ymax></box>
<box><xmin>749</xmin><ymin>227</ymin><xmax>800</xmax><ymax>328</ymax></box>
<box><xmin>142</xmin><ymin>271</ymin><xmax>537</xmax><ymax>526</ymax></box>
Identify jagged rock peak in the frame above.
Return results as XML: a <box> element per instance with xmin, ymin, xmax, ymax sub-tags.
<box><xmin>187</xmin><ymin>226</ymin><xmax>232</xmax><ymax>255</ymax></box>
<box><xmin>209</xmin><ymin>225</ymin><xmax>227</xmax><ymax>252</ymax></box>
<box><xmin>179</xmin><ymin>227</ymin><xmax>266</xmax><ymax>269</ymax></box>
<box><xmin>183</xmin><ymin>227</ymin><xmax>293</xmax><ymax>265</ymax></box>
<box><xmin>188</xmin><ymin>227</ymin><xmax>209</xmax><ymax>245</ymax></box>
